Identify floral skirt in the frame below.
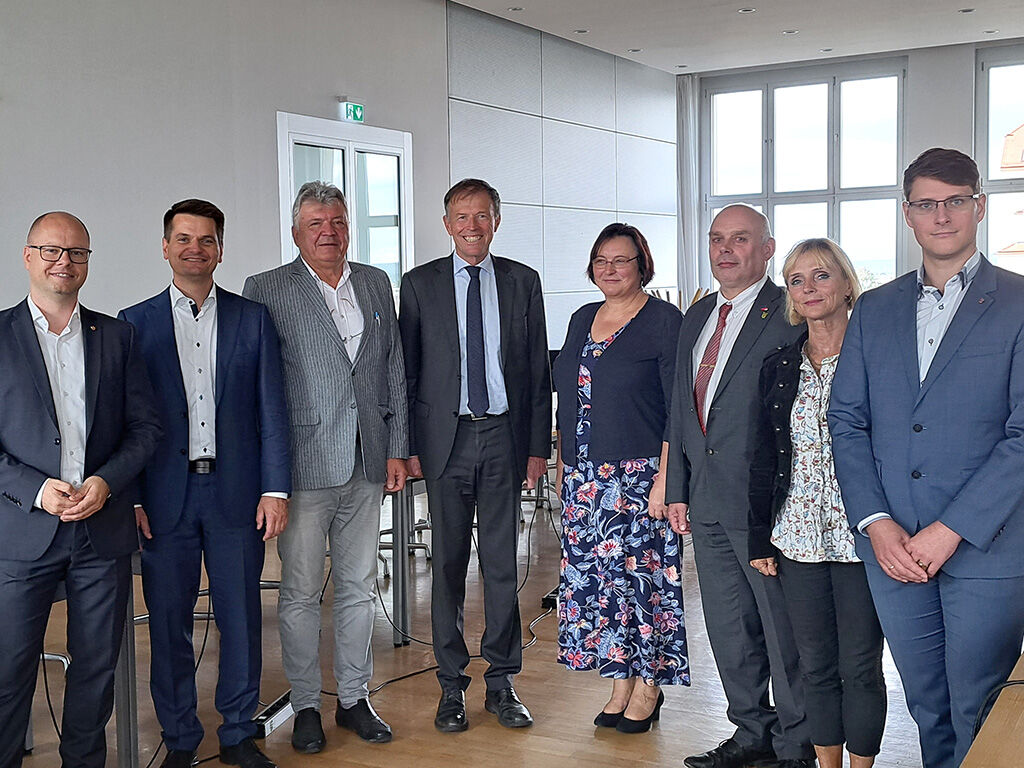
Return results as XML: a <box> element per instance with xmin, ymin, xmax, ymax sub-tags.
<box><xmin>557</xmin><ymin>456</ymin><xmax>690</xmax><ymax>685</ymax></box>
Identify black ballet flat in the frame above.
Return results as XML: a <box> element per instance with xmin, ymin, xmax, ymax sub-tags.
<box><xmin>615</xmin><ymin>689</ymin><xmax>664</xmax><ymax>734</ymax></box>
<box><xmin>593</xmin><ymin>709</ymin><xmax>625</xmax><ymax>727</ymax></box>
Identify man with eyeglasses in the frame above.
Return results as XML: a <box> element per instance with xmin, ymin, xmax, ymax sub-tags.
<box><xmin>243</xmin><ymin>181</ymin><xmax>408</xmax><ymax>754</ymax></box>
<box><xmin>830</xmin><ymin>147</ymin><xmax>1024</xmax><ymax>768</ymax></box>
<box><xmin>119</xmin><ymin>199</ymin><xmax>290</xmax><ymax>768</ymax></box>
<box><xmin>0</xmin><ymin>212</ymin><xmax>162</xmax><ymax>768</ymax></box>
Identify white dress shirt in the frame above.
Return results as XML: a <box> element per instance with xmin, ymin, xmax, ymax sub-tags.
<box><xmin>303</xmin><ymin>257</ymin><xmax>363</xmax><ymax>359</ymax></box>
<box><xmin>29</xmin><ymin>297</ymin><xmax>87</xmax><ymax>507</ymax></box>
<box><xmin>453</xmin><ymin>253</ymin><xmax>508</xmax><ymax>416</ymax></box>
<box><xmin>170</xmin><ymin>283</ymin><xmax>217</xmax><ymax>460</ymax></box>
<box><xmin>691</xmin><ymin>274</ymin><xmax>769</xmax><ymax>425</ymax></box>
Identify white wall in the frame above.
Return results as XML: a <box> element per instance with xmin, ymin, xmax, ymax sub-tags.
<box><xmin>0</xmin><ymin>0</ymin><xmax>450</xmax><ymax>313</ymax></box>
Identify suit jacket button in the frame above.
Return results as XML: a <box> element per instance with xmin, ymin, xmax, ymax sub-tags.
<box><xmin>778</xmin><ymin>382</ymin><xmax>785</xmax><ymax>388</ymax></box>
<box><xmin>350</xmin><ymin>402</ymin><xmax>357</xmax><ymax>409</ymax></box>
<box><xmin>781</xmin><ymin>359</ymin><xmax>789</xmax><ymax>365</ymax></box>
<box><xmin>54</xmin><ymin>437</ymin><xmax>61</xmax><ymax>445</ymax></box>
<box><xmin>911</xmin><ymin>470</ymin><xmax>922</xmax><ymax>479</ymax></box>
<box><xmin>180</xmin><ymin>448</ymin><xmax>187</xmax><ymax>456</ymax></box>
<box><xmin>706</xmin><ymin>448</ymin><xmax>714</xmax><ymax>455</ymax></box>
<box><xmin>913</xmin><ymin>424</ymin><xmax>923</xmax><ymax>432</ymax></box>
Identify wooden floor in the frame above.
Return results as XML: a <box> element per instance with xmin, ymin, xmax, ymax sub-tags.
<box><xmin>30</xmin><ymin>489</ymin><xmax>924</xmax><ymax>767</ymax></box>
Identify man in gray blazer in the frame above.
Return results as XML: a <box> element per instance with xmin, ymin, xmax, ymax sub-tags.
<box><xmin>243</xmin><ymin>182</ymin><xmax>408</xmax><ymax>754</ymax></box>
<box><xmin>666</xmin><ymin>205</ymin><xmax>813</xmax><ymax>768</ymax></box>
<box><xmin>399</xmin><ymin>179</ymin><xmax>551</xmax><ymax>733</ymax></box>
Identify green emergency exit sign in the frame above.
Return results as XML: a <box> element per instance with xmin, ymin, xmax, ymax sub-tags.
<box><xmin>341</xmin><ymin>101</ymin><xmax>364</xmax><ymax>123</ymax></box>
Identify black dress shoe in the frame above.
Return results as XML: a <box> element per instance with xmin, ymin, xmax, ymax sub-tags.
<box><xmin>218</xmin><ymin>738</ymin><xmax>276</xmax><ymax>768</ymax></box>
<box><xmin>291</xmin><ymin>707</ymin><xmax>326</xmax><ymax>753</ymax></box>
<box><xmin>683</xmin><ymin>738</ymin><xmax>776</xmax><ymax>768</ymax></box>
<box><xmin>593</xmin><ymin>709</ymin><xmax>625</xmax><ymax>727</ymax></box>
<box><xmin>160</xmin><ymin>750</ymin><xmax>197</xmax><ymax>768</ymax></box>
<box><xmin>615</xmin><ymin>689</ymin><xmax>664</xmax><ymax>734</ymax></box>
<box><xmin>484</xmin><ymin>686</ymin><xmax>533</xmax><ymax>728</ymax></box>
<box><xmin>336</xmin><ymin>698</ymin><xmax>393</xmax><ymax>743</ymax></box>
<box><xmin>435</xmin><ymin>689</ymin><xmax>469</xmax><ymax>732</ymax></box>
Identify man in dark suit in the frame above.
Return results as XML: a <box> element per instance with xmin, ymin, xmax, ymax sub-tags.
<box><xmin>119</xmin><ymin>200</ymin><xmax>290</xmax><ymax>768</ymax></box>
<box><xmin>399</xmin><ymin>178</ymin><xmax>551</xmax><ymax>733</ymax></box>
<box><xmin>666</xmin><ymin>205</ymin><xmax>813</xmax><ymax>768</ymax></box>
<box><xmin>829</xmin><ymin>148</ymin><xmax>1024</xmax><ymax>768</ymax></box>
<box><xmin>0</xmin><ymin>212</ymin><xmax>162</xmax><ymax>768</ymax></box>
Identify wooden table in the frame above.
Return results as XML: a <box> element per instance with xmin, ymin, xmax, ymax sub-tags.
<box><xmin>962</xmin><ymin>652</ymin><xmax>1024</xmax><ymax>767</ymax></box>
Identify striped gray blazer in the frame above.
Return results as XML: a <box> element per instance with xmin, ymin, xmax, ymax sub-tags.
<box><xmin>243</xmin><ymin>258</ymin><xmax>408</xmax><ymax>490</ymax></box>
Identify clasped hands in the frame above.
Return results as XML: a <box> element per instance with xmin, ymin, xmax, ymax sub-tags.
<box><xmin>866</xmin><ymin>518</ymin><xmax>962</xmax><ymax>583</ymax></box>
<box><xmin>41</xmin><ymin>476</ymin><xmax>110</xmax><ymax>522</ymax></box>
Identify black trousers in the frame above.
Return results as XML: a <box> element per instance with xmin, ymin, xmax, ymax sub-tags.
<box><xmin>427</xmin><ymin>415</ymin><xmax>522</xmax><ymax>693</ymax></box>
<box><xmin>0</xmin><ymin>521</ymin><xmax>130</xmax><ymax>768</ymax></box>
<box><xmin>777</xmin><ymin>556</ymin><xmax>886</xmax><ymax>756</ymax></box>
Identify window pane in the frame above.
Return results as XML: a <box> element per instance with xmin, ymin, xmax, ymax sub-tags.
<box><xmin>367</xmin><ymin>227</ymin><xmax>401</xmax><ymax>286</ymax></box>
<box><xmin>771</xmin><ymin>202</ymin><xmax>829</xmax><ymax>282</ymax></box>
<box><xmin>839</xmin><ymin>199</ymin><xmax>897</xmax><ymax>289</ymax></box>
<box><xmin>988</xmin><ymin>64</ymin><xmax>1024</xmax><ymax>181</ymax></box>
<box><xmin>841</xmin><ymin>77</ymin><xmax>898</xmax><ymax>189</ymax></box>
<box><xmin>774</xmin><ymin>83</ymin><xmax>828</xmax><ymax>192</ymax></box>
<box><xmin>713</xmin><ymin>90</ymin><xmax>763</xmax><ymax>196</ymax></box>
<box><xmin>360</xmin><ymin>153</ymin><xmax>400</xmax><ymax>217</ymax></box>
<box><xmin>355</xmin><ymin>151</ymin><xmax>403</xmax><ymax>290</ymax></box>
<box><xmin>293</xmin><ymin>144</ymin><xmax>345</xmax><ymax>195</ymax></box>
<box><xmin>988</xmin><ymin>192</ymin><xmax>1024</xmax><ymax>275</ymax></box>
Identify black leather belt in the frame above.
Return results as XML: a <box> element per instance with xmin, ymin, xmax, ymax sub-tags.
<box><xmin>458</xmin><ymin>412</ymin><xmax>508</xmax><ymax>422</ymax></box>
<box><xmin>188</xmin><ymin>458</ymin><xmax>216</xmax><ymax>474</ymax></box>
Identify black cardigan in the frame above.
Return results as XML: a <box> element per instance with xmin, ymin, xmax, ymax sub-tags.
<box><xmin>553</xmin><ymin>297</ymin><xmax>682</xmax><ymax>465</ymax></box>
<box><xmin>747</xmin><ymin>330</ymin><xmax>810</xmax><ymax>562</ymax></box>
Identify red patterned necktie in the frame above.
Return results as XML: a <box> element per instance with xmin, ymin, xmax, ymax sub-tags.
<box><xmin>694</xmin><ymin>302</ymin><xmax>732</xmax><ymax>434</ymax></box>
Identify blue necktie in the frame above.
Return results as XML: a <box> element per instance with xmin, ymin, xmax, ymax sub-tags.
<box><xmin>465</xmin><ymin>265</ymin><xmax>489</xmax><ymax>417</ymax></box>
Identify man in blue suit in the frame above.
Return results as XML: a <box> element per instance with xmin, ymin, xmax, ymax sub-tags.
<box><xmin>0</xmin><ymin>211</ymin><xmax>162</xmax><ymax>768</ymax></box>
<box><xmin>829</xmin><ymin>148</ymin><xmax>1024</xmax><ymax>768</ymax></box>
<box><xmin>120</xmin><ymin>199</ymin><xmax>290</xmax><ymax>768</ymax></box>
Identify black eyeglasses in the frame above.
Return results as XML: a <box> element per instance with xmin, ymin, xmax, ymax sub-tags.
<box><xmin>592</xmin><ymin>255</ymin><xmax>639</xmax><ymax>270</ymax></box>
<box><xmin>27</xmin><ymin>245</ymin><xmax>92</xmax><ymax>264</ymax></box>
<box><xmin>905</xmin><ymin>194</ymin><xmax>982</xmax><ymax>216</ymax></box>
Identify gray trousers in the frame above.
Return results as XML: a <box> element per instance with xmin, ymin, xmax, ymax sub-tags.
<box><xmin>278</xmin><ymin>451</ymin><xmax>382</xmax><ymax>711</ymax></box>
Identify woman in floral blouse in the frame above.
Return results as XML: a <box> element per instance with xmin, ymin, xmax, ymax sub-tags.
<box><xmin>552</xmin><ymin>223</ymin><xmax>689</xmax><ymax>734</ymax></box>
<box><xmin>748</xmin><ymin>239</ymin><xmax>885</xmax><ymax>768</ymax></box>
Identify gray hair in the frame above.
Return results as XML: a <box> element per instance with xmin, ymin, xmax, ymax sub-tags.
<box><xmin>291</xmin><ymin>181</ymin><xmax>348</xmax><ymax>226</ymax></box>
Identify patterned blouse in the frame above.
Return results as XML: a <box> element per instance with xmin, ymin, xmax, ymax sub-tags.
<box><xmin>770</xmin><ymin>348</ymin><xmax>858</xmax><ymax>563</ymax></box>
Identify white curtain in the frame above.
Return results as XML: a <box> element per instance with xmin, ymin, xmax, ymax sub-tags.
<box><xmin>676</xmin><ymin>73</ymin><xmax>702</xmax><ymax>305</ymax></box>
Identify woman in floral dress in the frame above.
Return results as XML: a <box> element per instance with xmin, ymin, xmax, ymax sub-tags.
<box><xmin>552</xmin><ymin>223</ymin><xmax>688</xmax><ymax>734</ymax></box>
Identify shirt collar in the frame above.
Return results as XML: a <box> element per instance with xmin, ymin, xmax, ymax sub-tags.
<box><xmin>453</xmin><ymin>252</ymin><xmax>494</xmax><ymax>277</ymax></box>
<box><xmin>169</xmin><ymin>281</ymin><xmax>217</xmax><ymax>312</ymax></box>
<box><xmin>916</xmin><ymin>250</ymin><xmax>981</xmax><ymax>296</ymax></box>
<box><xmin>717</xmin><ymin>273</ymin><xmax>769</xmax><ymax>312</ymax></box>
<box><xmin>27</xmin><ymin>295</ymin><xmax>81</xmax><ymax>337</ymax></box>
<box><xmin>302</xmin><ymin>256</ymin><xmax>352</xmax><ymax>291</ymax></box>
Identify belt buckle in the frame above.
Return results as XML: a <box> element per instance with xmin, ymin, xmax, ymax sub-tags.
<box><xmin>193</xmin><ymin>459</ymin><xmax>214</xmax><ymax>474</ymax></box>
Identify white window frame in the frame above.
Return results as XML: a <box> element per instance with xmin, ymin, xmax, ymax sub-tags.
<box><xmin>275</xmin><ymin>111</ymin><xmax>415</xmax><ymax>274</ymax></box>
<box><xmin>975</xmin><ymin>44</ymin><xmax>1024</xmax><ymax>257</ymax></box>
<box><xmin>698</xmin><ymin>58</ymin><xmax>907</xmax><ymax>287</ymax></box>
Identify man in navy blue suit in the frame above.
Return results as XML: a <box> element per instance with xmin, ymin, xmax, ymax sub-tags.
<box><xmin>830</xmin><ymin>148</ymin><xmax>1024</xmax><ymax>768</ymax></box>
<box><xmin>120</xmin><ymin>200</ymin><xmax>290</xmax><ymax>768</ymax></box>
<box><xmin>0</xmin><ymin>212</ymin><xmax>162</xmax><ymax>768</ymax></box>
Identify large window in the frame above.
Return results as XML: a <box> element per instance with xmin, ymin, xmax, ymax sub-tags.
<box><xmin>701</xmin><ymin>60</ymin><xmax>905</xmax><ymax>290</ymax></box>
<box><xmin>276</xmin><ymin>112</ymin><xmax>414</xmax><ymax>294</ymax></box>
<box><xmin>977</xmin><ymin>46</ymin><xmax>1024</xmax><ymax>275</ymax></box>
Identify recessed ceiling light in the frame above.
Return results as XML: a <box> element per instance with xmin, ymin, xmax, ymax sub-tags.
<box><xmin>628</xmin><ymin>48</ymin><xmax>643</xmax><ymax>53</ymax></box>
<box><xmin>820</xmin><ymin>47</ymin><xmax>833</xmax><ymax>52</ymax></box>
<box><xmin>983</xmin><ymin>29</ymin><xmax>999</xmax><ymax>33</ymax></box>
<box><xmin>573</xmin><ymin>29</ymin><xmax>588</xmax><ymax>34</ymax></box>
<box><xmin>738</xmin><ymin>7</ymin><xmax>757</xmax><ymax>13</ymax></box>
<box><xmin>782</xmin><ymin>29</ymin><xmax>799</xmax><ymax>35</ymax></box>
<box><xmin>958</xmin><ymin>7</ymin><xmax>975</xmax><ymax>12</ymax></box>
<box><xmin>677</xmin><ymin>64</ymin><xmax>689</xmax><ymax>68</ymax></box>
<box><xmin>507</xmin><ymin>6</ymin><xmax>524</xmax><ymax>10</ymax></box>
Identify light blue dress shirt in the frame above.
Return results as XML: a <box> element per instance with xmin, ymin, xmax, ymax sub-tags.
<box><xmin>453</xmin><ymin>253</ymin><xmax>508</xmax><ymax>416</ymax></box>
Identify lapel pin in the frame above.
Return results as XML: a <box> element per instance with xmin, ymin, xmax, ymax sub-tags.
<box><xmin>89</xmin><ymin>325</ymin><xmax>97</xmax><ymax>331</ymax></box>
<box><xmin>760</xmin><ymin>306</ymin><xmax>769</xmax><ymax>319</ymax></box>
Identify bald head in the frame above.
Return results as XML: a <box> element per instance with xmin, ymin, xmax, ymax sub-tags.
<box><xmin>712</xmin><ymin>204</ymin><xmax>771</xmax><ymax>244</ymax></box>
<box><xmin>27</xmin><ymin>212</ymin><xmax>90</xmax><ymax>246</ymax></box>
<box><xmin>708</xmin><ymin>204</ymin><xmax>776</xmax><ymax>298</ymax></box>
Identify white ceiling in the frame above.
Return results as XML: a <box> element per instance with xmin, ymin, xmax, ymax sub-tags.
<box><xmin>455</xmin><ymin>0</ymin><xmax>1024</xmax><ymax>74</ymax></box>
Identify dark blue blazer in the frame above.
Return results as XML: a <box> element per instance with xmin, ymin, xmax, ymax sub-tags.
<box><xmin>0</xmin><ymin>301</ymin><xmax>162</xmax><ymax>560</ymax></box>
<box><xmin>553</xmin><ymin>297</ymin><xmax>682</xmax><ymax>465</ymax></box>
<box><xmin>829</xmin><ymin>257</ymin><xmax>1024</xmax><ymax>578</ymax></box>
<box><xmin>119</xmin><ymin>287</ymin><xmax>291</xmax><ymax>534</ymax></box>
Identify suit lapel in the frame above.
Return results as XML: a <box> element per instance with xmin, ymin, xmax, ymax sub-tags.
<box><xmin>680</xmin><ymin>298</ymin><xmax>715</xmax><ymax>394</ymax></box>
<box><xmin>11</xmin><ymin>301</ymin><xmax>59</xmax><ymax>430</ymax></box>
<box><xmin>215</xmin><ymin>287</ymin><xmax>240</xmax><ymax>407</ymax></box>
<box><xmin>917</xmin><ymin>258</ymin><xmax>997</xmax><ymax>404</ymax></box>
<box><xmin>713</xmin><ymin>281</ymin><xmax>781</xmax><ymax>401</ymax></box>
<box><xmin>435</xmin><ymin>255</ymin><xmax>461</xmax><ymax>364</ymax></box>
<box><xmin>349</xmin><ymin>265</ymin><xmax>376</xmax><ymax>367</ymax></box>
<box><xmin>81</xmin><ymin>307</ymin><xmax>101</xmax><ymax>439</ymax></box>
<box><xmin>894</xmin><ymin>275</ymin><xmax>922</xmax><ymax>396</ymax></box>
<box><xmin>287</xmin><ymin>258</ymin><xmax>351</xmax><ymax>363</ymax></box>
<box><xmin>494</xmin><ymin>257</ymin><xmax>513</xmax><ymax>367</ymax></box>
<box><xmin>149</xmin><ymin>290</ymin><xmax>189</xmax><ymax>409</ymax></box>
